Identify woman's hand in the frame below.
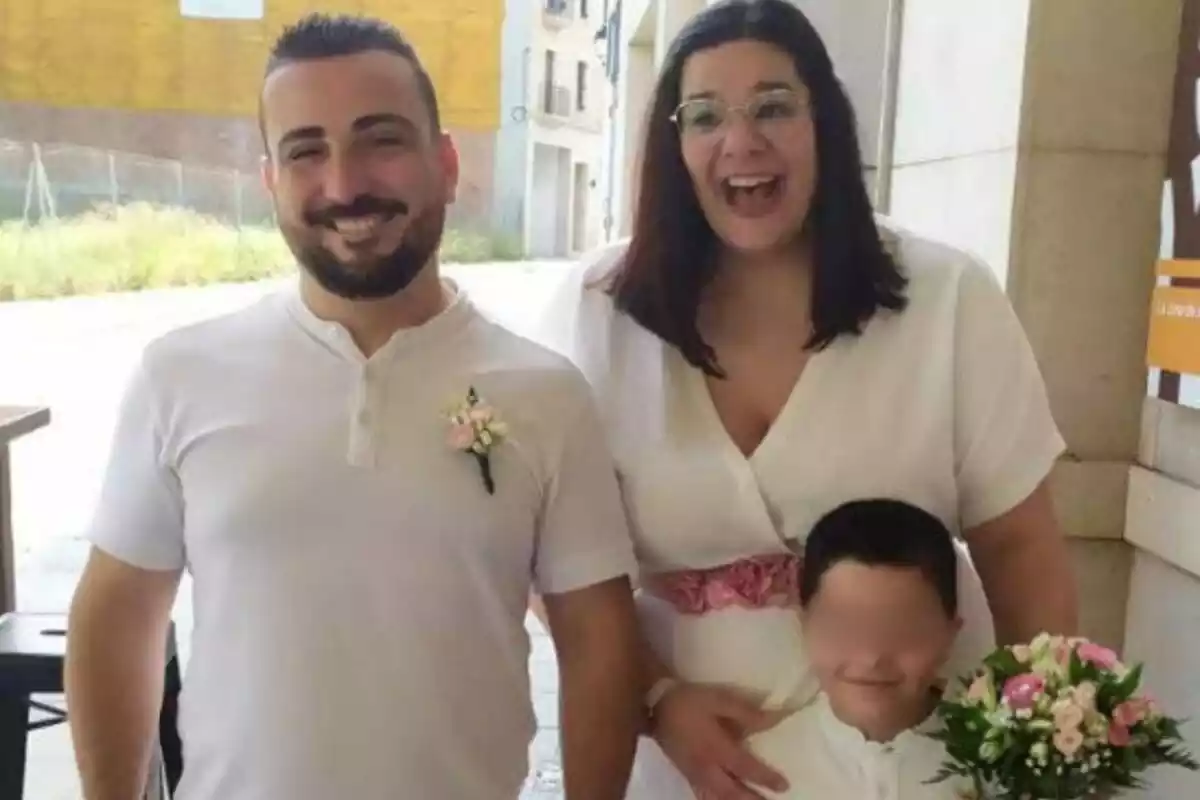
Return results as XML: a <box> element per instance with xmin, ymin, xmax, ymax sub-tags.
<box><xmin>651</xmin><ymin>682</ymin><xmax>789</xmax><ymax>800</ymax></box>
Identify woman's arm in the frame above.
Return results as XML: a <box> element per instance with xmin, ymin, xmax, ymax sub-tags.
<box><xmin>965</xmin><ymin>480</ymin><xmax>1079</xmax><ymax>644</ymax></box>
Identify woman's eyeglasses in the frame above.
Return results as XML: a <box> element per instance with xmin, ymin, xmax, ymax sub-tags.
<box><xmin>670</xmin><ymin>88</ymin><xmax>811</xmax><ymax>136</ymax></box>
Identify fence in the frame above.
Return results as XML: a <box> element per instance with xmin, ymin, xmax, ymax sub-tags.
<box><xmin>0</xmin><ymin>139</ymin><xmax>275</xmax><ymax>227</ymax></box>
<box><xmin>0</xmin><ymin>138</ymin><xmax>521</xmax><ymax>302</ymax></box>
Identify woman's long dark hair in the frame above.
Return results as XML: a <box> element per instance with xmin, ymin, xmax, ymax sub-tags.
<box><xmin>610</xmin><ymin>0</ymin><xmax>907</xmax><ymax>377</ymax></box>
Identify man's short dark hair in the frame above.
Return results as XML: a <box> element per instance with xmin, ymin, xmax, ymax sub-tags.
<box><xmin>263</xmin><ymin>13</ymin><xmax>441</xmax><ymax>131</ymax></box>
<box><xmin>798</xmin><ymin>499</ymin><xmax>958</xmax><ymax>617</ymax></box>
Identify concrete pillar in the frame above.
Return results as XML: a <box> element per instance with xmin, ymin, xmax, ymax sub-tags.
<box><xmin>888</xmin><ymin>0</ymin><xmax>1182</xmax><ymax>667</ymax></box>
<box><xmin>609</xmin><ymin>0</ymin><xmax>703</xmax><ymax>236</ymax></box>
<box><xmin>790</xmin><ymin>0</ymin><xmax>891</xmax><ymax>194</ymax></box>
<box><xmin>614</xmin><ymin>42</ymin><xmax>655</xmax><ymax>237</ymax></box>
<box><xmin>655</xmin><ymin>0</ymin><xmax>705</xmax><ymax>68</ymax></box>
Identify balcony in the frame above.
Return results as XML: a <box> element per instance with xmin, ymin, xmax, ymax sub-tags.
<box><xmin>542</xmin><ymin>0</ymin><xmax>572</xmax><ymax>30</ymax></box>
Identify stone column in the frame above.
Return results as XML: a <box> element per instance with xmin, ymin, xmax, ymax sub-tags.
<box><xmin>888</xmin><ymin>0</ymin><xmax>1183</xmax><ymax>656</ymax></box>
<box><xmin>791</xmin><ymin>0</ymin><xmax>892</xmax><ymax>197</ymax></box>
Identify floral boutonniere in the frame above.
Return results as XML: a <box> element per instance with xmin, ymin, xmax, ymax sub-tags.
<box><xmin>444</xmin><ymin>386</ymin><xmax>508</xmax><ymax>495</ymax></box>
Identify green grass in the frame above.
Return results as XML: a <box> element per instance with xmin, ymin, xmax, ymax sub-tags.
<box><xmin>0</xmin><ymin>203</ymin><xmax>523</xmax><ymax>302</ymax></box>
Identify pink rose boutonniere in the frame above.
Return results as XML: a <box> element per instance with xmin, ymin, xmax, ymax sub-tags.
<box><xmin>444</xmin><ymin>386</ymin><xmax>508</xmax><ymax>495</ymax></box>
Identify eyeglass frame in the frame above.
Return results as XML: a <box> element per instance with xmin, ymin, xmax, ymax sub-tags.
<box><xmin>668</xmin><ymin>87</ymin><xmax>813</xmax><ymax>136</ymax></box>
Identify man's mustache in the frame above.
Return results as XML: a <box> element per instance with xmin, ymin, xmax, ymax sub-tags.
<box><xmin>304</xmin><ymin>195</ymin><xmax>409</xmax><ymax>228</ymax></box>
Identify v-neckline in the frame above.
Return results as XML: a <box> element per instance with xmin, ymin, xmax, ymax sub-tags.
<box><xmin>685</xmin><ymin>346</ymin><xmax>826</xmax><ymax>467</ymax></box>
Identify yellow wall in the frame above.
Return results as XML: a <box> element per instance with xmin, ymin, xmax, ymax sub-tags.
<box><xmin>0</xmin><ymin>0</ymin><xmax>503</xmax><ymax>129</ymax></box>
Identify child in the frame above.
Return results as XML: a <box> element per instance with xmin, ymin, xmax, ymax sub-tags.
<box><xmin>746</xmin><ymin>499</ymin><xmax>968</xmax><ymax>799</ymax></box>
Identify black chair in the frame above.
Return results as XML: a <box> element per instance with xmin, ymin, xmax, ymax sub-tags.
<box><xmin>0</xmin><ymin>612</ymin><xmax>183</xmax><ymax>799</ymax></box>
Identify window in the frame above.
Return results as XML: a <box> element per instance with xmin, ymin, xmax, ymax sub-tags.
<box><xmin>576</xmin><ymin>62</ymin><xmax>587</xmax><ymax>111</ymax></box>
<box><xmin>543</xmin><ymin>50</ymin><xmax>557</xmax><ymax>113</ymax></box>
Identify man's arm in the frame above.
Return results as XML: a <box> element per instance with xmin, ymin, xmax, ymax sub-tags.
<box><xmin>530</xmin><ymin>373</ymin><xmax>644</xmax><ymax>799</ymax></box>
<box><xmin>66</xmin><ymin>548</ymin><xmax>182</xmax><ymax>799</ymax></box>
<box><xmin>543</xmin><ymin>577</ymin><xmax>642</xmax><ymax>800</ymax></box>
<box><xmin>531</xmin><ymin>593</ymin><xmax>669</xmax><ymax>701</ymax></box>
<box><xmin>65</xmin><ymin>353</ymin><xmax>188</xmax><ymax>799</ymax></box>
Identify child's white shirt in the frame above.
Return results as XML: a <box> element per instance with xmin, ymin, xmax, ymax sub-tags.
<box><xmin>747</xmin><ymin>694</ymin><xmax>968</xmax><ymax>800</ymax></box>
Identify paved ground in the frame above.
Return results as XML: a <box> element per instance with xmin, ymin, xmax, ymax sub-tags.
<box><xmin>1</xmin><ymin>261</ymin><xmax>573</xmax><ymax>799</ymax></box>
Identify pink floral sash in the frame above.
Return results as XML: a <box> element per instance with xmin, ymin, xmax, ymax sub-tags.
<box><xmin>643</xmin><ymin>553</ymin><xmax>802</xmax><ymax>615</ymax></box>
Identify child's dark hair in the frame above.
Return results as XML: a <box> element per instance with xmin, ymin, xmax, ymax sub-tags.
<box><xmin>798</xmin><ymin>499</ymin><xmax>958</xmax><ymax>616</ymax></box>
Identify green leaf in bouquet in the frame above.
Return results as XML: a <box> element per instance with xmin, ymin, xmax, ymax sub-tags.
<box><xmin>1120</xmin><ymin>744</ymin><xmax>1141</xmax><ymax>773</ymax></box>
<box><xmin>984</xmin><ymin>648</ymin><xmax>1022</xmax><ymax>677</ymax></box>
<box><xmin>923</xmin><ymin>764</ymin><xmax>968</xmax><ymax>786</ymax></box>
<box><xmin>1158</xmin><ymin>716</ymin><xmax>1183</xmax><ymax>739</ymax></box>
<box><xmin>995</xmin><ymin>741</ymin><xmax>1025</xmax><ymax>777</ymax></box>
<box><xmin>1067</xmin><ymin>647</ymin><xmax>1098</xmax><ymax>685</ymax></box>
<box><xmin>1172</xmin><ymin>745</ymin><xmax>1200</xmax><ymax>770</ymax></box>
<box><xmin>1112</xmin><ymin>662</ymin><xmax>1143</xmax><ymax>703</ymax></box>
<box><xmin>945</xmin><ymin>737</ymin><xmax>984</xmax><ymax>767</ymax></box>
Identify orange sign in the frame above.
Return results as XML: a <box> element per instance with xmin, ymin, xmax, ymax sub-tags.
<box><xmin>1147</xmin><ymin>282</ymin><xmax>1200</xmax><ymax>375</ymax></box>
<box><xmin>1157</xmin><ymin>259</ymin><xmax>1200</xmax><ymax>279</ymax></box>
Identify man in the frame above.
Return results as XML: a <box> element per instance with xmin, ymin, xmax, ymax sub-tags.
<box><xmin>64</xmin><ymin>14</ymin><xmax>642</xmax><ymax>800</ymax></box>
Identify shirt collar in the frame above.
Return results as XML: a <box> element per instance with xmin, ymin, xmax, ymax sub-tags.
<box><xmin>283</xmin><ymin>278</ymin><xmax>474</xmax><ymax>363</ymax></box>
<box><xmin>816</xmin><ymin>690</ymin><xmax>941</xmax><ymax>759</ymax></box>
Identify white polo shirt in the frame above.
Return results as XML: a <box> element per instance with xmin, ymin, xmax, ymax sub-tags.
<box><xmin>747</xmin><ymin>695</ymin><xmax>966</xmax><ymax>800</ymax></box>
<box><xmin>87</xmin><ymin>282</ymin><xmax>637</xmax><ymax>800</ymax></box>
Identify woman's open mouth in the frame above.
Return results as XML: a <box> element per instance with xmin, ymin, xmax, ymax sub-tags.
<box><xmin>721</xmin><ymin>175</ymin><xmax>785</xmax><ymax>217</ymax></box>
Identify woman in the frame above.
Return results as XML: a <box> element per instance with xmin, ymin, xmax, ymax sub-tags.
<box><xmin>534</xmin><ymin>1</ymin><xmax>1078</xmax><ymax>798</ymax></box>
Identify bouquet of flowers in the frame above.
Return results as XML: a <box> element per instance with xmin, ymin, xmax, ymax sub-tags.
<box><xmin>926</xmin><ymin>632</ymin><xmax>1197</xmax><ymax>799</ymax></box>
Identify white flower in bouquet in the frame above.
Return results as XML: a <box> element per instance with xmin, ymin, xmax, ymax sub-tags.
<box><xmin>925</xmin><ymin>633</ymin><xmax>1198</xmax><ymax>799</ymax></box>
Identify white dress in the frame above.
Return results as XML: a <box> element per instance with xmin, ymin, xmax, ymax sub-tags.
<box><xmin>533</xmin><ymin>219</ymin><xmax>1065</xmax><ymax>798</ymax></box>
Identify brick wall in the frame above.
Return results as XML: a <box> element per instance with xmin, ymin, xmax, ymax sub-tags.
<box><xmin>0</xmin><ymin>100</ymin><xmax>495</xmax><ymax>227</ymax></box>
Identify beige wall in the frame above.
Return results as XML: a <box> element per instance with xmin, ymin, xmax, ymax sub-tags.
<box><xmin>1125</xmin><ymin>400</ymin><xmax>1200</xmax><ymax>800</ymax></box>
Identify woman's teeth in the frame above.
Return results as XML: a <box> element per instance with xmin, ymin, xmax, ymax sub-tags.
<box><xmin>726</xmin><ymin>175</ymin><xmax>776</xmax><ymax>189</ymax></box>
<box><xmin>722</xmin><ymin>175</ymin><xmax>782</xmax><ymax>206</ymax></box>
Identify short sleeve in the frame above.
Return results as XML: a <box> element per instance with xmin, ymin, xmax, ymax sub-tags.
<box><xmin>86</xmin><ymin>357</ymin><xmax>186</xmax><ymax>571</ymax></box>
<box><xmin>532</xmin><ymin>263</ymin><xmax>587</xmax><ymax>363</ymax></box>
<box><xmin>953</xmin><ymin>259</ymin><xmax>1066</xmax><ymax>530</ymax></box>
<box><xmin>529</xmin><ymin>242</ymin><xmax>626</xmax><ymax>386</ymax></box>
<box><xmin>533</xmin><ymin>380</ymin><xmax>638</xmax><ymax>596</ymax></box>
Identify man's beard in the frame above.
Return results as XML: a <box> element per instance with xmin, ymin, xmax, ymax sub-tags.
<box><xmin>283</xmin><ymin>198</ymin><xmax>447</xmax><ymax>300</ymax></box>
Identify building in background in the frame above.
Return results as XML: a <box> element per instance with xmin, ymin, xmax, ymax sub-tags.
<box><xmin>494</xmin><ymin>0</ymin><xmax>608</xmax><ymax>257</ymax></box>
<box><xmin>0</xmin><ymin>0</ymin><xmax>504</xmax><ymax>229</ymax></box>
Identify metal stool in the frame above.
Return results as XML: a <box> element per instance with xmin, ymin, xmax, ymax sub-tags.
<box><xmin>0</xmin><ymin>612</ymin><xmax>182</xmax><ymax>799</ymax></box>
